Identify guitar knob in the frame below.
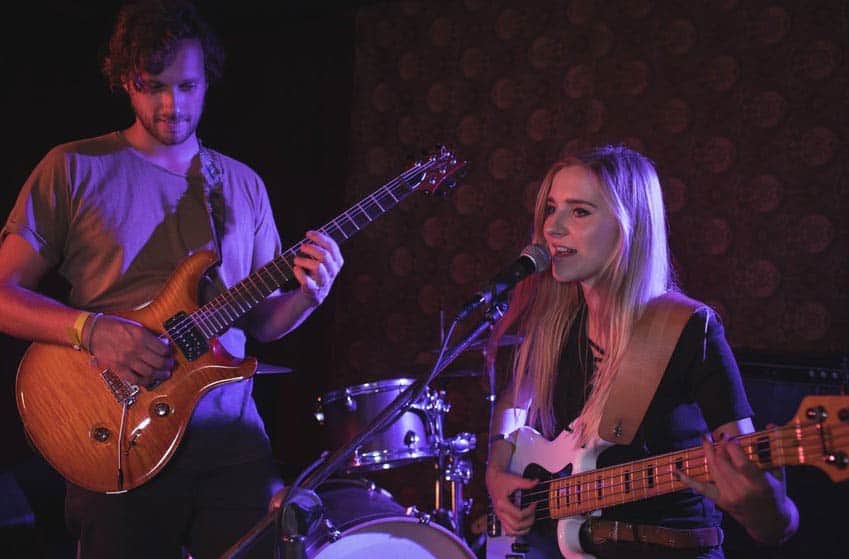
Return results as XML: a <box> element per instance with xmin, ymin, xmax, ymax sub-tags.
<box><xmin>838</xmin><ymin>408</ymin><xmax>849</xmax><ymax>423</ymax></box>
<box><xmin>806</xmin><ymin>406</ymin><xmax>827</xmax><ymax>422</ymax></box>
<box><xmin>152</xmin><ymin>402</ymin><xmax>172</xmax><ymax>417</ymax></box>
<box><xmin>91</xmin><ymin>426</ymin><xmax>111</xmax><ymax>443</ymax></box>
<box><xmin>826</xmin><ymin>452</ymin><xmax>849</xmax><ymax>468</ymax></box>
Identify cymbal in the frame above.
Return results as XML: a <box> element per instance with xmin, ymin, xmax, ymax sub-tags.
<box><xmin>439</xmin><ymin>368</ymin><xmax>484</xmax><ymax>378</ymax></box>
<box><xmin>465</xmin><ymin>334</ymin><xmax>523</xmax><ymax>351</ymax></box>
<box><xmin>432</xmin><ymin>334</ymin><xmax>523</xmax><ymax>354</ymax></box>
<box><xmin>255</xmin><ymin>362</ymin><xmax>294</xmax><ymax>375</ymax></box>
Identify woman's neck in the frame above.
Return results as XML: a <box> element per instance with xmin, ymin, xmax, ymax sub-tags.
<box><xmin>581</xmin><ymin>281</ymin><xmax>611</xmax><ymax>347</ymax></box>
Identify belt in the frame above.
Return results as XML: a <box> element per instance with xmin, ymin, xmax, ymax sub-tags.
<box><xmin>583</xmin><ymin>518</ymin><xmax>724</xmax><ymax>549</ymax></box>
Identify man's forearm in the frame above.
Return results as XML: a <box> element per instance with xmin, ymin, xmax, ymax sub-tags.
<box><xmin>0</xmin><ymin>284</ymin><xmax>83</xmax><ymax>347</ymax></box>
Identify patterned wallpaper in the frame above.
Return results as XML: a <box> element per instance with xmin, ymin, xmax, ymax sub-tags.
<box><xmin>318</xmin><ymin>0</ymin><xmax>848</xmax><ymax>533</ymax></box>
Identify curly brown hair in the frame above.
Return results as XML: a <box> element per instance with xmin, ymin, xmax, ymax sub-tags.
<box><xmin>101</xmin><ymin>0</ymin><xmax>225</xmax><ymax>92</ymax></box>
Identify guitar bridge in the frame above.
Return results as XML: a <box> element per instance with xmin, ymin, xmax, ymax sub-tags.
<box><xmin>100</xmin><ymin>369</ymin><xmax>139</xmax><ymax>404</ymax></box>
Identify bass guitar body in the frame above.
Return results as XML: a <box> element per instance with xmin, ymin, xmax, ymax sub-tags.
<box><xmin>488</xmin><ymin>396</ymin><xmax>849</xmax><ymax>558</ymax></box>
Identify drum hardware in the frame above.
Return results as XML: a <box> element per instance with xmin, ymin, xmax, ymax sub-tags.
<box><xmin>223</xmin><ymin>297</ymin><xmax>508</xmax><ymax>558</ymax></box>
<box><xmin>314</xmin><ymin>378</ymin><xmax>448</xmax><ymax>473</ymax></box>
<box><xmin>322</xmin><ymin>518</ymin><xmax>342</xmax><ymax>543</ymax></box>
<box><xmin>404</xmin><ymin>504</ymin><xmax>433</xmax><ymax>525</ymax></box>
<box><xmin>302</xmin><ymin>479</ymin><xmax>475</xmax><ymax>558</ymax></box>
<box><xmin>433</xmin><ymin>432</ymin><xmax>477</xmax><ymax>538</ymax></box>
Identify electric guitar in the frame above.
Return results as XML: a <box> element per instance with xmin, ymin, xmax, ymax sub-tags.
<box><xmin>15</xmin><ymin>147</ymin><xmax>467</xmax><ymax>494</ymax></box>
<box><xmin>487</xmin><ymin>395</ymin><xmax>849</xmax><ymax>559</ymax></box>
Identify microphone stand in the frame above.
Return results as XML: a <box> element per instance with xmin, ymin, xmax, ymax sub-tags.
<box><xmin>219</xmin><ymin>298</ymin><xmax>509</xmax><ymax>559</ymax></box>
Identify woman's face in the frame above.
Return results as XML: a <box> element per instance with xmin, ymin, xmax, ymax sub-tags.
<box><xmin>542</xmin><ymin>165</ymin><xmax>620</xmax><ymax>289</ymax></box>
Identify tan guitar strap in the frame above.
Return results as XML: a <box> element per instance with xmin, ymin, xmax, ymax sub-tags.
<box><xmin>198</xmin><ymin>143</ymin><xmax>225</xmax><ymax>260</ymax></box>
<box><xmin>599</xmin><ymin>292</ymin><xmax>706</xmax><ymax>444</ymax></box>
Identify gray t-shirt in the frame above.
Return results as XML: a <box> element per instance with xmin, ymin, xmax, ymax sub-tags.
<box><xmin>2</xmin><ymin>131</ymin><xmax>282</xmax><ymax>469</ymax></box>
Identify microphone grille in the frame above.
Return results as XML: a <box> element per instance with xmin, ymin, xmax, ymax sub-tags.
<box><xmin>520</xmin><ymin>243</ymin><xmax>551</xmax><ymax>272</ymax></box>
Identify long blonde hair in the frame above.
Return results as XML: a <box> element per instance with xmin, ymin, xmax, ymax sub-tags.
<box><xmin>489</xmin><ymin>145</ymin><xmax>675</xmax><ymax>442</ymax></box>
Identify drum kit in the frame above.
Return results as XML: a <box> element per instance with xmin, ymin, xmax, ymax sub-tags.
<box><xmin>308</xmin><ymin>374</ymin><xmax>481</xmax><ymax>557</ymax></box>
<box><xmin>224</xmin><ymin>310</ymin><xmax>521</xmax><ymax>559</ymax></box>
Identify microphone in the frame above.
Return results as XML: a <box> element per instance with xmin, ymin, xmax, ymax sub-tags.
<box><xmin>455</xmin><ymin>243</ymin><xmax>551</xmax><ymax>321</ymax></box>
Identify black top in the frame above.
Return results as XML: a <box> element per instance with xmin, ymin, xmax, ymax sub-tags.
<box><xmin>553</xmin><ymin>304</ymin><xmax>754</xmax><ymax>528</ymax></box>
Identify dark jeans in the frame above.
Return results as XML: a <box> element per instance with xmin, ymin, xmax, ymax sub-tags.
<box><xmin>65</xmin><ymin>457</ymin><xmax>283</xmax><ymax>559</ymax></box>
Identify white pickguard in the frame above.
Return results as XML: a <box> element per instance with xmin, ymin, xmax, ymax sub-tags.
<box><xmin>486</xmin><ymin>427</ymin><xmax>612</xmax><ymax>559</ymax></box>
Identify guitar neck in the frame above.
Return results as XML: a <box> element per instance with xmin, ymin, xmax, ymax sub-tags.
<box><xmin>189</xmin><ymin>160</ymin><xmax>436</xmax><ymax>337</ymax></box>
<box><xmin>537</xmin><ymin>421</ymin><xmax>828</xmax><ymax>520</ymax></box>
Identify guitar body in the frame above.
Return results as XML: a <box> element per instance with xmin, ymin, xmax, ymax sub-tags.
<box><xmin>16</xmin><ymin>250</ymin><xmax>257</xmax><ymax>493</ymax></box>
<box><xmin>487</xmin><ymin>427</ymin><xmax>611</xmax><ymax>559</ymax></box>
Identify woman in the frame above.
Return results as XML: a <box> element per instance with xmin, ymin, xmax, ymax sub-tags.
<box><xmin>484</xmin><ymin>145</ymin><xmax>798</xmax><ymax>558</ymax></box>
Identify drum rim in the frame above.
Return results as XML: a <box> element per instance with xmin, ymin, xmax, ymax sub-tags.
<box><xmin>346</xmin><ymin>448</ymin><xmax>437</xmax><ymax>471</ymax></box>
<box><xmin>319</xmin><ymin>377</ymin><xmax>418</xmax><ymax>402</ymax></box>
<box><xmin>306</xmin><ymin>512</ymin><xmax>475</xmax><ymax>557</ymax></box>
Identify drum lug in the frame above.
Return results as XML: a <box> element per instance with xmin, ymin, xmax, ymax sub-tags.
<box><xmin>313</xmin><ymin>399</ymin><xmax>325</xmax><ymax>424</ymax></box>
<box><xmin>405</xmin><ymin>505</ymin><xmax>432</xmax><ymax>525</ymax></box>
<box><xmin>404</xmin><ymin>429</ymin><xmax>420</xmax><ymax>447</ymax></box>
<box><xmin>324</xmin><ymin>518</ymin><xmax>342</xmax><ymax>542</ymax></box>
<box><xmin>344</xmin><ymin>389</ymin><xmax>356</xmax><ymax>411</ymax></box>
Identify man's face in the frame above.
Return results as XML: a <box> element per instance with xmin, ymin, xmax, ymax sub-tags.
<box><xmin>125</xmin><ymin>39</ymin><xmax>207</xmax><ymax>146</ymax></box>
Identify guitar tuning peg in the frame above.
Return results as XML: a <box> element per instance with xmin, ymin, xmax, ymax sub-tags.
<box><xmin>435</xmin><ymin>179</ymin><xmax>457</xmax><ymax>198</ymax></box>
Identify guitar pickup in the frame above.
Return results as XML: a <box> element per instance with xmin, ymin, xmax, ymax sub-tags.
<box><xmin>164</xmin><ymin>311</ymin><xmax>209</xmax><ymax>361</ymax></box>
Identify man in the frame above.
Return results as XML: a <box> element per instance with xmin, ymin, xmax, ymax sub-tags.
<box><xmin>0</xmin><ymin>1</ymin><xmax>343</xmax><ymax>557</ymax></box>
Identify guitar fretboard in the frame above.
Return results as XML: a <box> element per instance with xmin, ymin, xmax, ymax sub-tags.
<box><xmin>523</xmin><ymin>419</ymin><xmax>844</xmax><ymax>521</ymax></box>
<box><xmin>179</xmin><ymin>159</ymin><xmax>439</xmax><ymax>339</ymax></box>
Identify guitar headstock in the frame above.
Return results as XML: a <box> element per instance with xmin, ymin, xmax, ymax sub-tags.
<box><xmin>790</xmin><ymin>395</ymin><xmax>849</xmax><ymax>483</ymax></box>
<box><xmin>410</xmin><ymin>146</ymin><xmax>468</xmax><ymax>197</ymax></box>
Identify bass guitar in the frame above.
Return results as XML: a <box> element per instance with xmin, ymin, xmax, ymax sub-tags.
<box><xmin>16</xmin><ymin>147</ymin><xmax>467</xmax><ymax>493</ymax></box>
<box><xmin>487</xmin><ymin>395</ymin><xmax>849</xmax><ymax>558</ymax></box>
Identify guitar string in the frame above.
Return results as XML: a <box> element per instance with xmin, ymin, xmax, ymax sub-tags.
<box><xmin>509</xmin><ymin>422</ymin><xmax>849</xmax><ymax>522</ymax></box>
<box><xmin>162</xmin><ymin>157</ymin><xmax>447</xmax><ymax>343</ymax></box>
<box><xmin>527</xmin><ymin>426</ymin><xmax>849</xmax><ymax>523</ymax></box>
<box><xmin>185</xmin><ymin>169</ymin><xmax>420</xmax><ymax>335</ymax></box>
<box><xmin>168</xmin><ymin>157</ymin><xmax>446</xmax><ymax>339</ymax></box>
<box><xmin>523</xmin><ymin>425</ymin><xmax>849</xmax><ymax>522</ymax></box>
<box><xmin>163</xmin><ymin>162</ymin><xmax>431</xmax><ymax>339</ymax></box>
<box><xmin>519</xmin><ymin>423</ymin><xmax>847</xmax><ymax>505</ymax></box>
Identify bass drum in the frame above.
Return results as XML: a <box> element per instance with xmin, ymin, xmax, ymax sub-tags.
<box><xmin>307</xmin><ymin>479</ymin><xmax>474</xmax><ymax>558</ymax></box>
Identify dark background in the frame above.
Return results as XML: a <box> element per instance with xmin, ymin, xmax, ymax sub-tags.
<box><xmin>1</xmin><ymin>1</ymin><xmax>847</xmax><ymax>558</ymax></box>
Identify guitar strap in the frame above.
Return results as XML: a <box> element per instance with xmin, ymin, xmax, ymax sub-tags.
<box><xmin>599</xmin><ymin>292</ymin><xmax>706</xmax><ymax>444</ymax></box>
<box><xmin>198</xmin><ymin>143</ymin><xmax>225</xmax><ymax>260</ymax></box>
<box><xmin>195</xmin><ymin>144</ymin><xmax>229</xmax><ymax>302</ymax></box>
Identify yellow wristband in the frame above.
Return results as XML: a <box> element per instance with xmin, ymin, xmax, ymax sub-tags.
<box><xmin>68</xmin><ymin>311</ymin><xmax>91</xmax><ymax>351</ymax></box>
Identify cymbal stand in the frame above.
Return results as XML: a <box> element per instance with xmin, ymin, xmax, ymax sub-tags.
<box><xmin>430</xmin><ymin>298</ymin><xmax>507</xmax><ymax>540</ymax></box>
<box><xmin>433</xmin><ymin>431</ymin><xmax>477</xmax><ymax>537</ymax></box>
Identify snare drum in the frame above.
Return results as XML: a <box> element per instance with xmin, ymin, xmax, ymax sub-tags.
<box><xmin>306</xmin><ymin>479</ymin><xmax>474</xmax><ymax>558</ymax></box>
<box><xmin>316</xmin><ymin>378</ymin><xmax>446</xmax><ymax>473</ymax></box>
